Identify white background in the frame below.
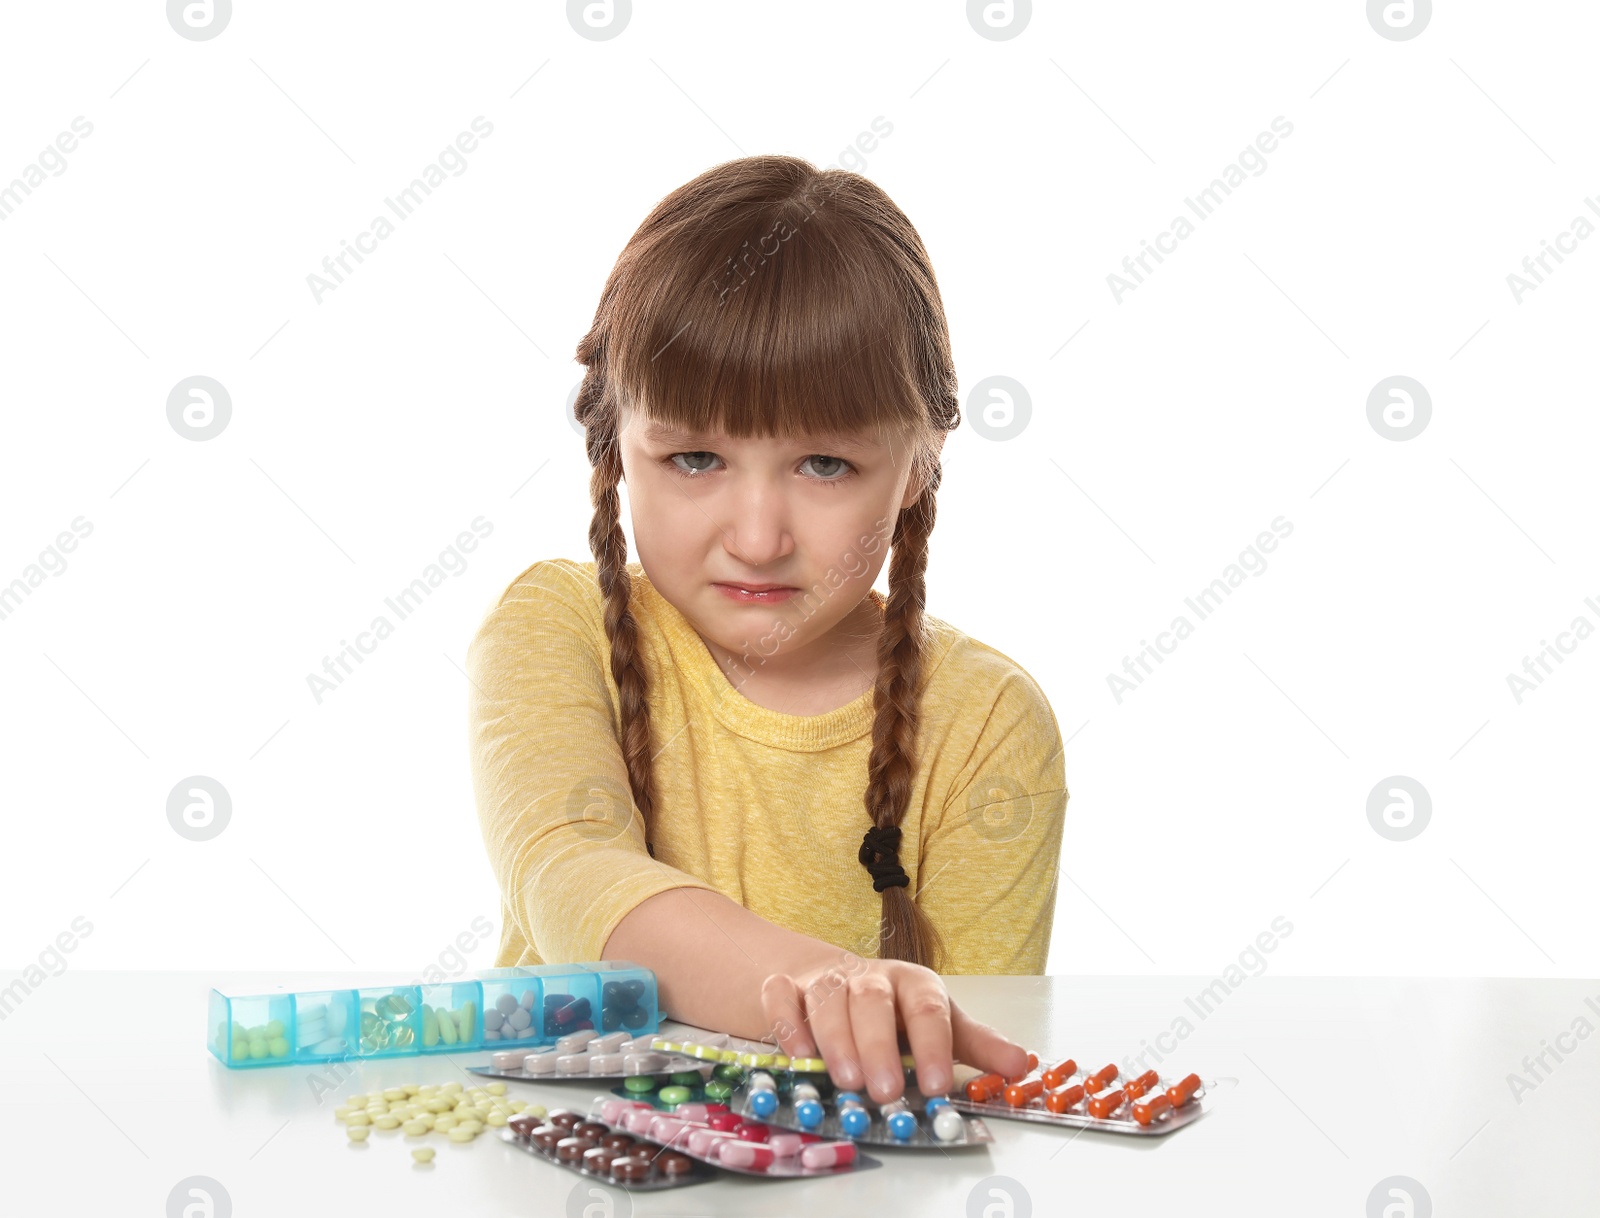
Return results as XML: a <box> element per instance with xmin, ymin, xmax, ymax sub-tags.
<box><xmin>2</xmin><ymin>1</ymin><xmax>1594</xmax><ymax>983</ymax></box>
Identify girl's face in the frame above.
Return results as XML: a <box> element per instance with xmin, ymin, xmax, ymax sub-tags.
<box><xmin>617</xmin><ymin>407</ymin><xmax>935</xmax><ymax>679</ymax></box>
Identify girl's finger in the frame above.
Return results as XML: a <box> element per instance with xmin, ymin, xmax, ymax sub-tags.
<box><xmin>895</xmin><ymin>975</ymin><xmax>955</xmax><ymax>1098</ymax></box>
<box><xmin>801</xmin><ymin>967</ymin><xmax>866</xmax><ymax>1092</ymax></box>
<box><xmin>758</xmin><ymin>973</ymin><xmax>815</xmax><ymax>1059</ymax></box>
<box><xmin>949</xmin><ymin>1001</ymin><xmax>1029</xmax><ymax>1081</ymax></box>
<box><xmin>845</xmin><ymin>969</ymin><xmax>904</xmax><ymax>1104</ymax></box>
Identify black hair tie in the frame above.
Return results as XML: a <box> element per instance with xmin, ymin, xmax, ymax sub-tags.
<box><xmin>858</xmin><ymin>824</ymin><xmax>910</xmax><ymax>892</ymax></box>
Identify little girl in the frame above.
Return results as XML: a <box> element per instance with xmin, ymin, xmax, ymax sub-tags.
<box><xmin>468</xmin><ymin>155</ymin><xmax>1068</xmax><ymax>1106</ymax></box>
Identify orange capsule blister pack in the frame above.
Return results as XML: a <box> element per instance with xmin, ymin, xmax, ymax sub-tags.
<box><xmin>950</xmin><ymin>1053</ymin><xmax>1228</xmax><ymax>1137</ymax></box>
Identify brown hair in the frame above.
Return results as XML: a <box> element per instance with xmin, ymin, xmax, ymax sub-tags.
<box><xmin>572</xmin><ymin>155</ymin><xmax>960</xmax><ymax>970</ymax></box>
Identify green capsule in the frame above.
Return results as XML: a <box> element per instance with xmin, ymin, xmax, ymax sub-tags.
<box><xmin>713</xmin><ymin>1064</ymin><xmax>743</xmax><ymax>1082</ymax></box>
<box><xmin>669</xmin><ymin>1071</ymin><xmax>701</xmax><ymax>1087</ymax></box>
<box><xmin>657</xmin><ymin>1085</ymin><xmax>692</xmax><ymax>1106</ymax></box>
<box><xmin>623</xmin><ymin>1076</ymin><xmax>657</xmax><ymax>1093</ymax></box>
<box><xmin>704</xmin><ymin>1080</ymin><xmax>733</xmax><ymax>1101</ymax></box>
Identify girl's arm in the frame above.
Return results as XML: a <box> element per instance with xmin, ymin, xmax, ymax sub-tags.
<box><xmin>604</xmin><ymin>887</ymin><xmax>1029</xmax><ymax>1104</ymax></box>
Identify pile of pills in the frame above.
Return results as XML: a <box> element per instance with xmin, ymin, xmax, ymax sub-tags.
<box><xmin>954</xmin><ymin>1054</ymin><xmax>1211</xmax><ymax>1136</ymax></box>
<box><xmin>420</xmin><ymin>1000</ymin><xmax>477</xmax><ymax>1049</ymax></box>
<box><xmin>294</xmin><ymin>999</ymin><xmax>351</xmax><ymax>1056</ymax></box>
<box><xmin>482</xmin><ymin>990</ymin><xmax>539</xmax><ymax>1042</ymax></box>
<box><xmin>212</xmin><ymin>1018</ymin><xmax>291</xmax><ymax>1062</ymax></box>
<box><xmin>600</xmin><ymin>978</ymin><xmax>652</xmax><ymax>1031</ymax></box>
<box><xmin>502</xmin><ymin>1101</ymin><xmax>877</xmax><ymax>1182</ymax></box>
<box><xmin>334</xmin><ymin>1080</ymin><xmax>541</xmax><ymax>1160</ymax></box>
<box><xmin>359</xmin><ymin>992</ymin><xmax>417</xmax><ymax>1053</ymax></box>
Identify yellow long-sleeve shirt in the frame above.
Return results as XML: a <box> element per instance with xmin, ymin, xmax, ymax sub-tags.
<box><xmin>466</xmin><ymin>558</ymin><xmax>1068</xmax><ymax>975</ymax></box>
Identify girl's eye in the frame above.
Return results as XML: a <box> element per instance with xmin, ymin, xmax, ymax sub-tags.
<box><xmin>664</xmin><ymin>452</ymin><xmax>855</xmax><ymax>486</ymax></box>
<box><xmin>669</xmin><ymin>451</ymin><xmax>720</xmax><ymax>476</ymax></box>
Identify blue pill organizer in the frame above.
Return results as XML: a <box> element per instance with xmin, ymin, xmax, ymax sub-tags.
<box><xmin>207</xmin><ymin>960</ymin><xmax>659</xmax><ymax>1069</ymax></box>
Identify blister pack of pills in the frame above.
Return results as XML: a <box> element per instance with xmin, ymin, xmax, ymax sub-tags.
<box><xmin>500</xmin><ymin>1108</ymin><xmax>715</xmax><ymax>1190</ymax></box>
<box><xmin>951</xmin><ymin>1054</ymin><xmax>1229</xmax><ymax>1136</ymax></box>
<box><xmin>503</xmin><ymin>1102</ymin><xmax>882</xmax><ymax>1180</ymax></box>
<box><xmin>468</xmin><ymin>1031</ymin><xmax>710</xmax><ymax>1082</ymax></box>
<box><xmin>734</xmin><ymin>1072</ymin><xmax>992</xmax><ymax>1149</ymax></box>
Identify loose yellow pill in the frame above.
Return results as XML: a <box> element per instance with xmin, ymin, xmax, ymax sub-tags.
<box><xmin>412</xmin><ymin>1147</ymin><xmax>435</xmax><ymax>1163</ymax></box>
<box><xmin>441</xmin><ymin>1082</ymin><xmax>462</xmax><ymax>1094</ymax></box>
<box><xmin>485</xmin><ymin>1082</ymin><xmax>507</xmax><ymax>1096</ymax></box>
<box><xmin>485</xmin><ymin>1111</ymin><xmax>507</xmax><ymax>1127</ymax></box>
<box><xmin>447</xmin><ymin>1127</ymin><xmax>476</xmax><ymax>1143</ymax></box>
<box><xmin>346</xmin><ymin>1112</ymin><xmax>371</xmax><ymax>1126</ymax></box>
<box><xmin>346</xmin><ymin>1094</ymin><xmax>367</xmax><ymax>1106</ymax></box>
<box><xmin>403</xmin><ymin>1084</ymin><xmax>421</xmax><ymax>1096</ymax></box>
<box><xmin>418</xmin><ymin>1085</ymin><xmax>438</xmax><ymax>1096</ymax></box>
<box><xmin>457</xmin><ymin>1119</ymin><xmax>482</xmax><ymax>1135</ymax></box>
<box><xmin>523</xmin><ymin>1104</ymin><xmax>547</xmax><ymax>1120</ymax></box>
<box><xmin>426</xmin><ymin>1098</ymin><xmax>452</xmax><ymax>1113</ymax></box>
<box><xmin>434</xmin><ymin>1116</ymin><xmax>458</xmax><ymax>1131</ymax></box>
<box><xmin>374</xmin><ymin>1115</ymin><xmax>401</xmax><ymax>1129</ymax></box>
<box><xmin>415</xmin><ymin>1114</ymin><xmax>435</xmax><ymax>1130</ymax></box>
<box><xmin>347</xmin><ymin>1126</ymin><xmax>370</xmax><ymax>1142</ymax></box>
<box><xmin>402</xmin><ymin>1120</ymin><xmax>428</xmax><ymax>1136</ymax></box>
<box><xmin>383</xmin><ymin>1088</ymin><xmax>406</xmax><ymax>1101</ymax></box>
<box><xmin>334</xmin><ymin>1106</ymin><xmax>352</xmax><ymax>1121</ymax></box>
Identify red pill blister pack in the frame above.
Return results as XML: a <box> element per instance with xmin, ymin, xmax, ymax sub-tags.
<box><xmin>501</xmin><ymin>1109</ymin><xmax>716</xmax><ymax>1190</ymax></box>
<box><xmin>951</xmin><ymin>1054</ymin><xmax>1232</xmax><ymax>1137</ymax></box>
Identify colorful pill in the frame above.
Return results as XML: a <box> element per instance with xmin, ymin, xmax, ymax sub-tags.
<box><xmin>1167</xmin><ymin>1073</ymin><xmax>1203</xmax><ymax>1108</ymax></box>
<box><xmin>747</xmin><ymin>1089</ymin><xmax>778</xmax><ymax>1118</ymax></box>
<box><xmin>674</xmin><ymin>1102</ymin><xmax>726</xmax><ymax>1122</ymax></box>
<box><xmin>931</xmin><ymin>1108</ymin><xmax>966</xmax><ymax>1142</ymax></box>
<box><xmin>1087</xmin><ymin>1088</ymin><xmax>1127</xmax><ymax>1119</ymax></box>
<box><xmin>657</xmin><ymin>1085</ymin><xmax>692</xmax><ymax>1106</ymax></box>
<box><xmin>706</xmin><ymin>1112</ymin><xmax>742</xmax><ymax>1132</ymax></box>
<box><xmin>718</xmin><ymin>1141</ymin><xmax>776</xmax><ymax>1169</ymax></box>
<box><xmin>792</xmin><ymin>1082</ymin><xmax>820</xmax><ymax>1104</ymax></box>
<box><xmin>1004</xmin><ymin>1078</ymin><xmax>1045</xmax><ymax>1107</ymax></box>
<box><xmin>733</xmin><ymin>1121</ymin><xmax>770</xmax><ymax>1142</ymax></box>
<box><xmin>965</xmin><ymin>1072</ymin><xmax>1004</xmax><ymax>1102</ymax></box>
<box><xmin>687</xmin><ymin>1128</ymin><xmax>735</xmax><ymax>1157</ymax></box>
<box><xmin>799</xmin><ymin>1141</ymin><xmax>856</xmax><ymax>1169</ymax></box>
<box><xmin>1041</xmin><ymin>1058</ymin><xmax>1078</xmax><ymax>1088</ymax></box>
<box><xmin>923</xmin><ymin>1096</ymin><xmax>952</xmax><ymax>1117</ymax></box>
<box><xmin>1045</xmin><ymin>1083</ymin><xmax>1085</xmax><ymax>1114</ymax></box>
<box><xmin>1133</xmin><ymin>1093</ymin><xmax>1172</xmax><ymax>1126</ymax></box>
<box><xmin>835</xmin><ymin>1091</ymin><xmax>865</xmax><ymax>1107</ymax></box>
<box><xmin>881</xmin><ymin>1099</ymin><xmax>916</xmax><ymax>1140</ymax></box>
<box><xmin>839</xmin><ymin>1106</ymin><xmax>871</xmax><ymax>1137</ymax></box>
<box><xmin>767</xmin><ymin>1131</ymin><xmax>805</xmax><ymax>1158</ymax></box>
<box><xmin>1125</xmin><ymin>1069</ymin><xmax>1161</xmax><ymax>1099</ymax></box>
<box><xmin>794</xmin><ymin>1099</ymin><xmax>825</xmax><ymax>1129</ymax></box>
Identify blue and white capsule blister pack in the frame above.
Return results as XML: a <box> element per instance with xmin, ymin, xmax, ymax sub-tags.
<box><xmin>736</xmin><ymin>1069</ymin><xmax>993</xmax><ymax>1150</ymax></box>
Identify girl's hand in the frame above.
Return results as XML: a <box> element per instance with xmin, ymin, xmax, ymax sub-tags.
<box><xmin>760</xmin><ymin>958</ymin><xmax>1029</xmax><ymax>1104</ymax></box>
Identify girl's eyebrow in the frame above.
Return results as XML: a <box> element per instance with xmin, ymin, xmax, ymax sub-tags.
<box><xmin>641</xmin><ymin>424</ymin><xmax>880</xmax><ymax>454</ymax></box>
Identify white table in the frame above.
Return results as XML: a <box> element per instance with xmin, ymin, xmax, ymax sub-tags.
<box><xmin>2</xmin><ymin>972</ymin><xmax>1594</xmax><ymax>1215</ymax></box>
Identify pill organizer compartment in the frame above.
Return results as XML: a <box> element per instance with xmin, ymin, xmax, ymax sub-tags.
<box><xmin>291</xmin><ymin>989</ymin><xmax>357</xmax><ymax>1060</ymax></box>
<box><xmin>588</xmin><ymin>960</ymin><xmax>658</xmax><ymax>1033</ymax></box>
<box><xmin>355</xmin><ymin>985</ymin><xmax>424</xmax><ymax>1057</ymax></box>
<box><xmin>419</xmin><ymin>981</ymin><xmax>481</xmax><ymax>1052</ymax></box>
<box><xmin>207</xmin><ymin>990</ymin><xmax>294</xmax><ymax>1067</ymax></box>
<box><xmin>527</xmin><ymin>964</ymin><xmax>602</xmax><ymax>1039</ymax></box>
<box><xmin>478</xmin><ymin>973</ymin><xmax>543</xmax><ymax>1043</ymax></box>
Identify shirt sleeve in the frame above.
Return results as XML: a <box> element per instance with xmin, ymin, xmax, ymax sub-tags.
<box><xmin>916</xmin><ymin>668</ymin><xmax>1069</xmax><ymax>975</ymax></box>
<box><xmin>465</xmin><ymin>560</ymin><xmax>720</xmax><ymax>964</ymax></box>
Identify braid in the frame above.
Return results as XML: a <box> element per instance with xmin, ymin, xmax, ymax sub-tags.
<box><xmin>575</xmin><ymin>366</ymin><xmax>658</xmax><ymax>851</ymax></box>
<box><xmin>863</xmin><ymin>457</ymin><xmax>946</xmax><ymax>971</ymax></box>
